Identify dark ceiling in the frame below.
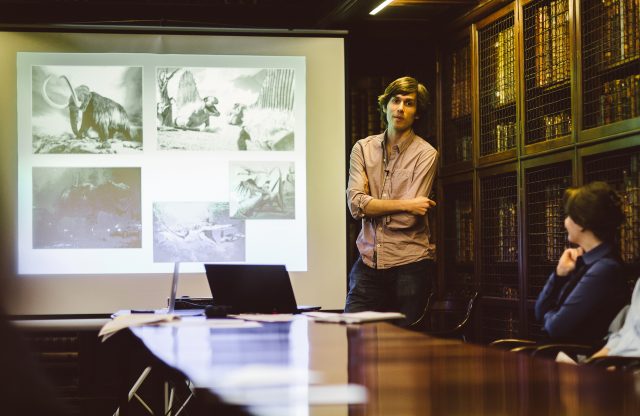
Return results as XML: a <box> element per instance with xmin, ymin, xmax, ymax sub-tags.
<box><xmin>0</xmin><ymin>0</ymin><xmax>480</xmax><ymax>32</ymax></box>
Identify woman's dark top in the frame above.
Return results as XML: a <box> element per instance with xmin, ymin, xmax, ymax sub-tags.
<box><xmin>534</xmin><ymin>242</ymin><xmax>630</xmax><ymax>345</ymax></box>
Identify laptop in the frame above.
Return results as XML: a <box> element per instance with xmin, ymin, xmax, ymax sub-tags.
<box><xmin>204</xmin><ymin>264</ymin><xmax>320</xmax><ymax>314</ymax></box>
<box><xmin>167</xmin><ymin>261</ymin><xmax>180</xmax><ymax>313</ymax></box>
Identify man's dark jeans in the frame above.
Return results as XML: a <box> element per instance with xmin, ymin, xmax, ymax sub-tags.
<box><xmin>344</xmin><ymin>257</ymin><xmax>434</xmax><ymax>327</ymax></box>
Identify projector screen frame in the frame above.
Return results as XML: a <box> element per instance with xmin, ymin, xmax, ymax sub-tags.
<box><xmin>0</xmin><ymin>24</ymin><xmax>348</xmax><ymax>316</ymax></box>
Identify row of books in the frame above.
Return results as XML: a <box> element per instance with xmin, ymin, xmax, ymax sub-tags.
<box><xmin>621</xmin><ymin>162</ymin><xmax>640</xmax><ymax>262</ymax></box>
<box><xmin>600</xmin><ymin>74</ymin><xmax>640</xmax><ymax>125</ymax></box>
<box><xmin>543</xmin><ymin>182</ymin><xmax>567</xmax><ymax>263</ymax></box>
<box><xmin>601</xmin><ymin>0</ymin><xmax>640</xmax><ymax>68</ymax></box>
<box><xmin>542</xmin><ymin>111</ymin><xmax>572</xmax><ymax>140</ymax></box>
<box><xmin>533</xmin><ymin>0</ymin><xmax>570</xmax><ymax>87</ymax></box>
<box><xmin>495</xmin><ymin>121</ymin><xmax>517</xmax><ymax>153</ymax></box>
<box><xmin>454</xmin><ymin>198</ymin><xmax>474</xmax><ymax>263</ymax></box>
<box><xmin>450</xmin><ymin>44</ymin><xmax>472</xmax><ymax>119</ymax></box>
<box><xmin>495</xmin><ymin>197</ymin><xmax>518</xmax><ymax>263</ymax></box>
<box><xmin>452</xmin><ymin>171</ymin><xmax>640</xmax><ymax>266</ymax></box>
<box><xmin>453</xmin><ymin>135</ymin><xmax>473</xmax><ymax>162</ymax></box>
<box><xmin>494</xmin><ymin>26</ymin><xmax>516</xmax><ymax>106</ymax></box>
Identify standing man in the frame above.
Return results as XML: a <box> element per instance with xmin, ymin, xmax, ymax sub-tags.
<box><xmin>345</xmin><ymin>76</ymin><xmax>438</xmax><ymax>327</ymax></box>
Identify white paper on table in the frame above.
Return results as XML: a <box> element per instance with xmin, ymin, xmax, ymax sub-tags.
<box><xmin>161</xmin><ymin>318</ymin><xmax>262</xmax><ymax>328</ymax></box>
<box><xmin>229</xmin><ymin>314</ymin><xmax>296</xmax><ymax>322</ymax></box>
<box><xmin>304</xmin><ymin>311</ymin><xmax>405</xmax><ymax>324</ymax></box>
<box><xmin>98</xmin><ymin>313</ymin><xmax>179</xmax><ymax>340</ymax></box>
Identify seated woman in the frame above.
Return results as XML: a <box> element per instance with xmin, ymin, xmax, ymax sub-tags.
<box><xmin>535</xmin><ymin>181</ymin><xmax>630</xmax><ymax>345</ymax></box>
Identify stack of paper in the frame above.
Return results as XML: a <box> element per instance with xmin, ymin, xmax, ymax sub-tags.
<box><xmin>304</xmin><ymin>311</ymin><xmax>405</xmax><ymax>324</ymax></box>
<box><xmin>98</xmin><ymin>313</ymin><xmax>179</xmax><ymax>341</ymax></box>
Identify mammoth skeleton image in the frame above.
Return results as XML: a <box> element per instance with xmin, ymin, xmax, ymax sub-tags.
<box><xmin>42</xmin><ymin>75</ymin><xmax>136</xmax><ymax>142</ymax></box>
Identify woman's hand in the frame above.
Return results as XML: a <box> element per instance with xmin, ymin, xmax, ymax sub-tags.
<box><xmin>556</xmin><ymin>247</ymin><xmax>584</xmax><ymax>276</ymax></box>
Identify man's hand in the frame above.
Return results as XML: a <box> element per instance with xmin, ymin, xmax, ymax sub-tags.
<box><xmin>556</xmin><ymin>247</ymin><xmax>584</xmax><ymax>276</ymax></box>
<box><xmin>404</xmin><ymin>197</ymin><xmax>436</xmax><ymax>215</ymax></box>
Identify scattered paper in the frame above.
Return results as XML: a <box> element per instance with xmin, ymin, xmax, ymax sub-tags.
<box><xmin>229</xmin><ymin>314</ymin><xmax>296</xmax><ymax>322</ymax></box>
<box><xmin>161</xmin><ymin>318</ymin><xmax>262</xmax><ymax>328</ymax></box>
<box><xmin>98</xmin><ymin>313</ymin><xmax>179</xmax><ymax>341</ymax></box>
<box><xmin>304</xmin><ymin>311</ymin><xmax>405</xmax><ymax>324</ymax></box>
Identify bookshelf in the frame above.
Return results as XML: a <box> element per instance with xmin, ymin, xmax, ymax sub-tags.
<box><xmin>522</xmin><ymin>0</ymin><xmax>573</xmax><ymax>152</ymax></box>
<box><xmin>581</xmin><ymin>142</ymin><xmax>640</xmax><ymax>267</ymax></box>
<box><xmin>441</xmin><ymin>175</ymin><xmax>475</xmax><ymax>296</ymax></box>
<box><xmin>442</xmin><ymin>36</ymin><xmax>474</xmax><ymax>167</ymax></box>
<box><xmin>579</xmin><ymin>0</ymin><xmax>640</xmax><ymax>139</ymax></box>
<box><xmin>437</xmin><ymin>0</ymin><xmax>640</xmax><ymax>341</ymax></box>
<box><xmin>478</xmin><ymin>8</ymin><xmax>518</xmax><ymax>163</ymax></box>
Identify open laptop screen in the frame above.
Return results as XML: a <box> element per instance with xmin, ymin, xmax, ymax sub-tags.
<box><xmin>204</xmin><ymin>264</ymin><xmax>299</xmax><ymax>314</ymax></box>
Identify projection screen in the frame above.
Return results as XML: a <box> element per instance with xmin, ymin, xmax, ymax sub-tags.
<box><xmin>0</xmin><ymin>28</ymin><xmax>346</xmax><ymax>314</ymax></box>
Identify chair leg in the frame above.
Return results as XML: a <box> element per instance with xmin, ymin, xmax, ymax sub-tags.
<box><xmin>165</xmin><ymin>379</ymin><xmax>195</xmax><ymax>416</ymax></box>
<box><xmin>114</xmin><ymin>366</ymin><xmax>154</xmax><ymax>416</ymax></box>
<box><xmin>115</xmin><ymin>365</ymin><xmax>195</xmax><ymax>416</ymax></box>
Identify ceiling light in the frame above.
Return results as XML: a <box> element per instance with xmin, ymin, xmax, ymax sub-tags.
<box><xmin>370</xmin><ymin>0</ymin><xmax>395</xmax><ymax>15</ymax></box>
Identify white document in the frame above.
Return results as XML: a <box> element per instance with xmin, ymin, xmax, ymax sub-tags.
<box><xmin>229</xmin><ymin>314</ymin><xmax>296</xmax><ymax>322</ymax></box>
<box><xmin>98</xmin><ymin>313</ymin><xmax>179</xmax><ymax>341</ymax></box>
<box><xmin>161</xmin><ymin>318</ymin><xmax>262</xmax><ymax>328</ymax></box>
<box><xmin>304</xmin><ymin>311</ymin><xmax>405</xmax><ymax>324</ymax></box>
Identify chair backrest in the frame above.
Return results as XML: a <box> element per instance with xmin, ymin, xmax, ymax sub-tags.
<box><xmin>586</xmin><ymin>356</ymin><xmax>640</xmax><ymax>371</ymax></box>
<box><xmin>420</xmin><ymin>291</ymin><xmax>478</xmax><ymax>340</ymax></box>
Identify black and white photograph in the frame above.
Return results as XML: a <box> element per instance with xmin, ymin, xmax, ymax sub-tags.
<box><xmin>157</xmin><ymin>67</ymin><xmax>295</xmax><ymax>151</ymax></box>
<box><xmin>33</xmin><ymin>167</ymin><xmax>142</xmax><ymax>248</ymax></box>
<box><xmin>230</xmin><ymin>161</ymin><xmax>295</xmax><ymax>219</ymax></box>
<box><xmin>153</xmin><ymin>201</ymin><xmax>246</xmax><ymax>262</ymax></box>
<box><xmin>33</xmin><ymin>65</ymin><xmax>143</xmax><ymax>154</ymax></box>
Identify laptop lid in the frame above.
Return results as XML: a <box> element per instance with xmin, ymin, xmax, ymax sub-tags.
<box><xmin>204</xmin><ymin>264</ymin><xmax>299</xmax><ymax>314</ymax></box>
<box><xmin>167</xmin><ymin>261</ymin><xmax>180</xmax><ymax>314</ymax></box>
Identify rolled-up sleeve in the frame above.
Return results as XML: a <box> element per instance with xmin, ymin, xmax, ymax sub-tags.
<box><xmin>346</xmin><ymin>142</ymin><xmax>372</xmax><ymax>219</ymax></box>
<box><xmin>385</xmin><ymin>147</ymin><xmax>438</xmax><ymax>230</ymax></box>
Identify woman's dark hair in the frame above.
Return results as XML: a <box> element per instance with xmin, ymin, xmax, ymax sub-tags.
<box><xmin>378</xmin><ymin>76</ymin><xmax>429</xmax><ymax>127</ymax></box>
<box><xmin>563</xmin><ymin>181</ymin><xmax>625</xmax><ymax>242</ymax></box>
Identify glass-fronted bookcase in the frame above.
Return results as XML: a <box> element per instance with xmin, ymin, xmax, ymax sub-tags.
<box><xmin>438</xmin><ymin>0</ymin><xmax>640</xmax><ymax>342</ymax></box>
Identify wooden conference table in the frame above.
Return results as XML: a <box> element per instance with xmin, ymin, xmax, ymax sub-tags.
<box><xmin>126</xmin><ymin>315</ymin><xmax>640</xmax><ymax>416</ymax></box>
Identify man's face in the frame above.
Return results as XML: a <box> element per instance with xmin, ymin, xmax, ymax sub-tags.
<box><xmin>385</xmin><ymin>92</ymin><xmax>418</xmax><ymax>132</ymax></box>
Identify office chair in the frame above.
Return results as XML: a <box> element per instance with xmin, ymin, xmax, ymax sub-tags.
<box><xmin>490</xmin><ymin>299</ymin><xmax>633</xmax><ymax>358</ymax></box>
<box><xmin>411</xmin><ymin>291</ymin><xmax>479</xmax><ymax>342</ymax></box>
<box><xmin>489</xmin><ymin>337</ymin><xmax>600</xmax><ymax>359</ymax></box>
<box><xmin>584</xmin><ymin>356</ymin><xmax>640</xmax><ymax>371</ymax></box>
<box><xmin>489</xmin><ymin>338</ymin><xmax>540</xmax><ymax>355</ymax></box>
<box><xmin>530</xmin><ymin>343</ymin><xmax>599</xmax><ymax>361</ymax></box>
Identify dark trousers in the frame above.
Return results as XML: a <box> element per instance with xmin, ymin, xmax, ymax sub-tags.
<box><xmin>344</xmin><ymin>257</ymin><xmax>434</xmax><ymax>327</ymax></box>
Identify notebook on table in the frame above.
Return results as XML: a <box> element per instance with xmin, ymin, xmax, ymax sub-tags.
<box><xmin>203</xmin><ymin>264</ymin><xmax>320</xmax><ymax>314</ymax></box>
